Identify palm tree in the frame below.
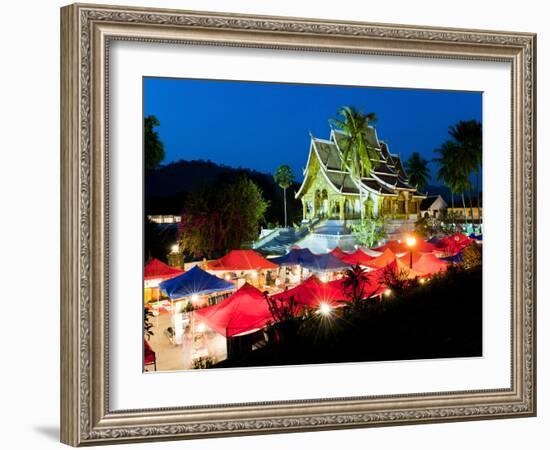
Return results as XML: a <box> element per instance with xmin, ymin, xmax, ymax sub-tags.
<box><xmin>273</xmin><ymin>165</ymin><xmax>295</xmax><ymax>228</ymax></box>
<box><xmin>342</xmin><ymin>264</ymin><xmax>374</xmax><ymax>313</ymax></box>
<box><xmin>330</xmin><ymin>106</ymin><xmax>379</xmax><ymax>219</ymax></box>
<box><xmin>434</xmin><ymin>141</ymin><xmax>470</xmax><ymax>228</ymax></box>
<box><xmin>404</xmin><ymin>152</ymin><xmax>430</xmax><ymax>191</ymax></box>
<box><xmin>449</xmin><ymin>120</ymin><xmax>482</xmax><ymax>230</ymax></box>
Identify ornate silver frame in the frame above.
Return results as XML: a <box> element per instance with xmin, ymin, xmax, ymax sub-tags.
<box><xmin>60</xmin><ymin>3</ymin><xmax>536</xmax><ymax>446</ymax></box>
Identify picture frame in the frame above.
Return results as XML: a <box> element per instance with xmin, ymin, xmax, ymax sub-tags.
<box><xmin>60</xmin><ymin>3</ymin><xmax>536</xmax><ymax>446</ymax></box>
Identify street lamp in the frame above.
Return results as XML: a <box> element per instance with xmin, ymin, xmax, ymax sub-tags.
<box><xmin>318</xmin><ymin>302</ymin><xmax>332</xmax><ymax>316</ymax></box>
<box><xmin>405</xmin><ymin>236</ymin><xmax>417</xmax><ymax>269</ymax></box>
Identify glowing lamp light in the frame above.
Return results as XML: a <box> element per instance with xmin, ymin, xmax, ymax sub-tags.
<box><xmin>196</xmin><ymin>323</ymin><xmax>206</xmax><ymax>333</ymax></box>
<box><xmin>384</xmin><ymin>288</ymin><xmax>392</xmax><ymax>297</ymax></box>
<box><xmin>190</xmin><ymin>294</ymin><xmax>200</xmax><ymax>304</ymax></box>
<box><xmin>318</xmin><ymin>302</ymin><xmax>332</xmax><ymax>316</ymax></box>
<box><xmin>320</xmin><ymin>274</ymin><xmax>328</xmax><ymax>283</ymax></box>
<box><xmin>406</xmin><ymin>236</ymin><xmax>417</xmax><ymax>248</ymax></box>
<box><xmin>251</xmin><ymin>271</ymin><xmax>259</xmax><ymax>279</ymax></box>
<box><xmin>171</xmin><ymin>244</ymin><xmax>179</xmax><ymax>253</ymax></box>
<box><xmin>224</xmin><ymin>274</ymin><xmax>231</xmax><ymax>281</ymax></box>
<box><xmin>419</xmin><ymin>278</ymin><xmax>426</xmax><ymax>284</ymax></box>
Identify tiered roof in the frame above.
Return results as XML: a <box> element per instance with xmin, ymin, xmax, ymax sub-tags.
<box><xmin>296</xmin><ymin>127</ymin><xmax>426</xmax><ymax>199</ymax></box>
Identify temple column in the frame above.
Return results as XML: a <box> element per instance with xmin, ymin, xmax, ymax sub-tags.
<box><xmin>302</xmin><ymin>200</ymin><xmax>307</xmax><ymax>220</ymax></box>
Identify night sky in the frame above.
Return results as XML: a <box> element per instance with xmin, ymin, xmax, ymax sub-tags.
<box><xmin>143</xmin><ymin>77</ymin><xmax>482</xmax><ymax>184</ymax></box>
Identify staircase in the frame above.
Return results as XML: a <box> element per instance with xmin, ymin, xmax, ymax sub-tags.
<box><xmin>253</xmin><ymin>227</ymin><xmax>309</xmax><ymax>255</ymax></box>
<box><xmin>384</xmin><ymin>218</ymin><xmax>416</xmax><ymax>241</ymax></box>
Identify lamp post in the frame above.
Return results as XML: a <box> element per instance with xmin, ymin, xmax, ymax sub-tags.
<box><xmin>405</xmin><ymin>236</ymin><xmax>417</xmax><ymax>269</ymax></box>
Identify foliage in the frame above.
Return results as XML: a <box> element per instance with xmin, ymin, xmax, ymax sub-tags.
<box><xmin>144</xmin><ymin>308</ymin><xmax>154</xmax><ymax>341</ymax></box>
<box><xmin>341</xmin><ymin>265</ymin><xmax>377</xmax><ymax>315</ymax></box>
<box><xmin>414</xmin><ymin>216</ymin><xmax>430</xmax><ymax>237</ymax></box>
<box><xmin>380</xmin><ymin>264</ymin><xmax>411</xmax><ymax>295</ymax></box>
<box><xmin>273</xmin><ymin>165</ymin><xmax>295</xmax><ymax>228</ymax></box>
<box><xmin>273</xmin><ymin>165</ymin><xmax>295</xmax><ymax>190</ymax></box>
<box><xmin>178</xmin><ymin>175</ymin><xmax>269</xmax><ymax>259</ymax></box>
<box><xmin>349</xmin><ymin>217</ymin><xmax>386</xmax><ymax>247</ymax></box>
<box><xmin>193</xmin><ymin>357</ymin><xmax>215</xmax><ymax>369</ymax></box>
<box><xmin>405</xmin><ymin>151</ymin><xmax>430</xmax><ymax>191</ymax></box>
<box><xmin>264</xmin><ymin>290</ymin><xmax>305</xmax><ymax>344</ymax></box>
<box><xmin>144</xmin><ymin>115</ymin><xmax>165</xmax><ymax>171</ymax></box>
<box><xmin>330</xmin><ymin>106</ymin><xmax>379</xmax><ymax>219</ymax></box>
<box><xmin>265</xmin><ymin>292</ymin><xmax>301</xmax><ymax>324</ymax></box>
<box><xmin>330</xmin><ymin>106</ymin><xmax>379</xmax><ymax>177</ymax></box>
<box><xmin>462</xmin><ymin>242</ymin><xmax>482</xmax><ymax>269</ymax></box>
<box><xmin>433</xmin><ymin>120</ymin><xmax>482</xmax><ymax>227</ymax></box>
<box><xmin>448</xmin><ymin>120</ymin><xmax>482</xmax><ymax>173</ymax></box>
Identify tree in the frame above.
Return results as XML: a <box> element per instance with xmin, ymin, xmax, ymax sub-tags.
<box><xmin>341</xmin><ymin>265</ymin><xmax>378</xmax><ymax>315</ymax></box>
<box><xmin>448</xmin><ymin>120</ymin><xmax>482</xmax><ymax>230</ymax></box>
<box><xmin>434</xmin><ymin>140</ymin><xmax>471</xmax><ymax>228</ymax></box>
<box><xmin>178</xmin><ymin>175</ymin><xmax>268</xmax><ymax>259</ymax></box>
<box><xmin>330</xmin><ymin>106</ymin><xmax>379</xmax><ymax>219</ymax></box>
<box><xmin>144</xmin><ymin>115</ymin><xmax>165</xmax><ymax>171</ymax></box>
<box><xmin>405</xmin><ymin>151</ymin><xmax>430</xmax><ymax>191</ymax></box>
<box><xmin>273</xmin><ymin>165</ymin><xmax>295</xmax><ymax>228</ymax></box>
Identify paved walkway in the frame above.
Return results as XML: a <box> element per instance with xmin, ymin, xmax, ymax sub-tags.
<box><xmin>147</xmin><ymin>312</ymin><xmax>228</xmax><ymax>372</ymax></box>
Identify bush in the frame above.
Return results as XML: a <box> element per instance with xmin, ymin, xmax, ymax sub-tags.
<box><xmin>462</xmin><ymin>242</ymin><xmax>482</xmax><ymax>269</ymax></box>
<box><xmin>350</xmin><ymin>217</ymin><xmax>386</xmax><ymax>247</ymax></box>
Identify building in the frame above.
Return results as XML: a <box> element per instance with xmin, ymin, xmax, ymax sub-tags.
<box><xmin>420</xmin><ymin>195</ymin><xmax>448</xmax><ymax>218</ymax></box>
<box><xmin>295</xmin><ymin>127</ymin><xmax>426</xmax><ymax>221</ymax></box>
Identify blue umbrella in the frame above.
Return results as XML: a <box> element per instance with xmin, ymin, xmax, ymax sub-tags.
<box><xmin>159</xmin><ymin>265</ymin><xmax>235</xmax><ymax>300</ymax></box>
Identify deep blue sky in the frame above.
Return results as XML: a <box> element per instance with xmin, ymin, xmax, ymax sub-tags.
<box><xmin>143</xmin><ymin>77</ymin><xmax>482</xmax><ymax>184</ymax></box>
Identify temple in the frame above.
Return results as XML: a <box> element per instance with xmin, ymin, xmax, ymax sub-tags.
<box><xmin>295</xmin><ymin>127</ymin><xmax>426</xmax><ymax>221</ymax></box>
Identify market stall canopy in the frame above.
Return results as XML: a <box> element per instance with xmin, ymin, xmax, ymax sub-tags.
<box><xmin>397</xmin><ymin>250</ymin><xmax>424</xmax><ymax>267</ymax></box>
<box><xmin>302</xmin><ymin>253</ymin><xmax>351</xmax><ymax>273</ymax></box>
<box><xmin>207</xmin><ymin>249</ymin><xmax>279</xmax><ymax>271</ymax></box>
<box><xmin>374</xmin><ymin>238</ymin><xmax>437</xmax><ymax>254</ymax></box>
<box><xmin>271</xmin><ymin>275</ymin><xmax>346</xmax><ymax>309</ymax></box>
<box><xmin>384</xmin><ymin>258</ymin><xmax>427</xmax><ymax>279</ymax></box>
<box><xmin>329</xmin><ymin>247</ymin><xmax>348</xmax><ymax>259</ymax></box>
<box><xmin>365</xmin><ymin>248</ymin><xmax>397</xmax><ymax>270</ymax></box>
<box><xmin>194</xmin><ymin>283</ymin><xmax>273</xmax><ymax>337</ymax></box>
<box><xmin>340</xmin><ymin>248</ymin><xmax>374</xmax><ymax>266</ymax></box>
<box><xmin>400</xmin><ymin>252</ymin><xmax>448</xmax><ymax>275</ymax></box>
<box><xmin>372</xmin><ymin>240</ymin><xmax>407</xmax><ymax>255</ymax></box>
<box><xmin>271</xmin><ymin>248</ymin><xmax>317</xmax><ymax>267</ymax></box>
<box><xmin>159</xmin><ymin>265</ymin><xmax>235</xmax><ymax>300</ymax></box>
<box><xmin>144</xmin><ymin>258</ymin><xmax>183</xmax><ymax>281</ymax></box>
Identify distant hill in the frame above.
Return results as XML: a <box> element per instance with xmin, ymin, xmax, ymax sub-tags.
<box><xmin>145</xmin><ymin>159</ymin><xmax>302</xmax><ymax>226</ymax></box>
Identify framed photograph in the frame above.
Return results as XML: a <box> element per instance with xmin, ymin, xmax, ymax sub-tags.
<box><xmin>60</xmin><ymin>3</ymin><xmax>536</xmax><ymax>446</ymax></box>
